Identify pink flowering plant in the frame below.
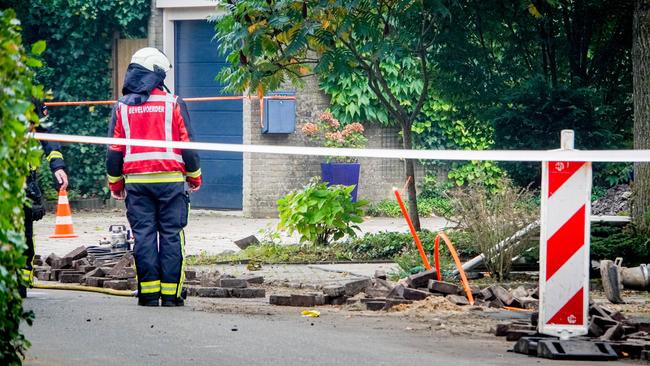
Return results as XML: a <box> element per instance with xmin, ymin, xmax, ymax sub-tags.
<box><xmin>301</xmin><ymin>111</ymin><xmax>368</xmax><ymax>163</ymax></box>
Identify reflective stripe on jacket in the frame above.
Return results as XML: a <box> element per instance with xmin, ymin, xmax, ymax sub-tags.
<box><xmin>110</xmin><ymin>89</ymin><xmax>190</xmax><ymax>175</ymax></box>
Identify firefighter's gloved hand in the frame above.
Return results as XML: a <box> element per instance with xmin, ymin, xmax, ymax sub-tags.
<box><xmin>110</xmin><ymin>179</ymin><xmax>126</xmax><ymax>200</ymax></box>
<box><xmin>187</xmin><ymin>176</ymin><xmax>201</xmax><ymax>193</ymax></box>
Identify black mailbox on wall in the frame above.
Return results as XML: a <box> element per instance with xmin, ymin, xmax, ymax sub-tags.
<box><xmin>262</xmin><ymin>91</ymin><xmax>296</xmax><ymax>134</ymax></box>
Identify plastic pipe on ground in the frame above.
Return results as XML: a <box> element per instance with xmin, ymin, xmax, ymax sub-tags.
<box><xmin>393</xmin><ymin>188</ymin><xmax>431</xmax><ymax>271</ymax></box>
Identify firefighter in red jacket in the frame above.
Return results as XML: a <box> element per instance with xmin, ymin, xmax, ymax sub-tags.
<box><xmin>106</xmin><ymin>48</ymin><xmax>201</xmax><ymax>307</ymax></box>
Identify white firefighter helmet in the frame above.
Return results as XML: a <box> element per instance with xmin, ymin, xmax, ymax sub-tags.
<box><xmin>130</xmin><ymin>47</ymin><xmax>172</xmax><ymax>73</ymax></box>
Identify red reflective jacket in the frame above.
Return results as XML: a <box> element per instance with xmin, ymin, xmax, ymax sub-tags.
<box><xmin>110</xmin><ymin>89</ymin><xmax>190</xmax><ymax>175</ymax></box>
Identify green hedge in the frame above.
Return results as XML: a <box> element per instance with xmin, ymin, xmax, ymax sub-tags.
<box><xmin>0</xmin><ymin>9</ymin><xmax>43</xmax><ymax>364</ymax></box>
<box><xmin>12</xmin><ymin>0</ymin><xmax>150</xmax><ymax>196</ymax></box>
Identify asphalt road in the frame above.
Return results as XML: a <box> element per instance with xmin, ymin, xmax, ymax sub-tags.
<box><xmin>22</xmin><ymin>289</ymin><xmax>630</xmax><ymax>366</ymax></box>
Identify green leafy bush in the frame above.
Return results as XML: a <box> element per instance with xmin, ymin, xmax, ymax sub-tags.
<box><xmin>366</xmin><ymin>197</ymin><xmax>452</xmax><ymax>218</ymax></box>
<box><xmin>11</xmin><ymin>1</ymin><xmax>150</xmax><ymax>196</ymax></box>
<box><xmin>591</xmin><ymin>224</ymin><xmax>650</xmax><ymax>265</ymax></box>
<box><xmin>277</xmin><ymin>180</ymin><xmax>368</xmax><ymax>246</ymax></box>
<box><xmin>0</xmin><ymin>9</ymin><xmax>42</xmax><ymax>364</ymax></box>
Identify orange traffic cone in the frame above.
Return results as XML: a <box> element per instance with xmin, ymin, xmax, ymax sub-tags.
<box><xmin>49</xmin><ymin>189</ymin><xmax>78</xmax><ymax>238</ymax></box>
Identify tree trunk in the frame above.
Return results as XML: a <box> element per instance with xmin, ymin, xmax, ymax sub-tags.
<box><xmin>633</xmin><ymin>0</ymin><xmax>650</xmax><ymax>233</ymax></box>
<box><xmin>401</xmin><ymin>123</ymin><xmax>421</xmax><ymax>231</ymax></box>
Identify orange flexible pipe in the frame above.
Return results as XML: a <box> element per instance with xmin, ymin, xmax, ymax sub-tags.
<box><xmin>434</xmin><ymin>232</ymin><xmax>475</xmax><ymax>305</ymax></box>
<box><xmin>434</xmin><ymin>235</ymin><xmax>442</xmax><ymax>281</ymax></box>
<box><xmin>394</xmin><ymin>188</ymin><xmax>431</xmax><ymax>270</ymax></box>
<box><xmin>44</xmin><ymin>95</ymin><xmax>296</xmax><ymax>107</ymax></box>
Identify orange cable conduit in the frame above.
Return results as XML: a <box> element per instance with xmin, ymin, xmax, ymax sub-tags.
<box><xmin>393</xmin><ymin>187</ymin><xmax>431</xmax><ymax>271</ymax></box>
<box><xmin>434</xmin><ymin>232</ymin><xmax>475</xmax><ymax>305</ymax></box>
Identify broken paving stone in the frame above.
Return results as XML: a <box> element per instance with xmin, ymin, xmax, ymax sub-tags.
<box><xmin>323</xmin><ymin>285</ymin><xmax>346</xmax><ymax>297</ymax></box>
<box><xmin>184</xmin><ymin>269</ymin><xmax>197</xmax><ymax>280</ymax></box>
<box><xmin>446</xmin><ymin>294</ymin><xmax>470</xmax><ymax>306</ymax></box>
<box><xmin>479</xmin><ymin>287</ymin><xmax>494</xmax><ymax>300</ymax></box>
<box><xmin>329</xmin><ymin>296</ymin><xmax>347</xmax><ymax>306</ymax></box>
<box><xmin>184</xmin><ymin>285</ymin><xmax>200</xmax><ymax>297</ymax></box>
<box><xmin>51</xmin><ymin>268</ymin><xmax>76</xmax><ymax>281</ymax></box>
<box><xmin>600</xmin><ymin>323</ymin><xmax>625</xmax><ymax>341</ymax></box>
<box><xmin>83</xmin><ymin>267</ymin><xmax>106</xmax><ymax>281</ymax></box>
<box><xmin>406</xmin><ymin>269</ymin><xmax>438</xmax><ymax>288</ymax></box>
<box><xmin>45</xmin><ymin>253</ymin><xmax>60</xmax><ymax>267</ymax></box>
<box><xmin>231</xmin><ymin>288</ymin><xmax>265</xmax><ymax>298</ymax></box>
<box><xmin>234</xmin><ymin>235</ymin><xmax>259</xmax><ymax>250</ymax></box>
<box><xmin>344</xmin><ymin>278</ymin><xmax>372</xmax><ymax>296</ymax></box>
<box><xmin>127</xmin><ymin>278</ymin><xmax>137</xmax><ymax>291</ymax></box>
<box><xmin>110</xmin><ymin>267</ymin><xmax>136</xmax><ymax>280</ymax></box>
<box><xmin>403</xmin><ymin>288</ymin><xmax>432</xmax><ymax>301</ymax></box>
<box><xmin>511</xmin><ymin>286</ymin><xmax>529</xmax><ymax>299</ymax></box>
<box><xmin>197</xmin><ymin>287</ymin><xmax>230</xmax><ymax>298</ymax></box>
<box><xmin>270</xmin><ymin>294</ymin><xmax>292</xmax><ymax>306</ymax></box>
<box><xmin>428</xmin><ymin>280</ymin><xmax>460</xmax><ymax>295</ymax></box>
<box><xmin>374</xmin><ymin>278</ymin><xmax>394</xmax><ymax>290</ymax></box>
<box><xmin>72</xmin><ymin>258</ymin><xmax>90</xmax><ymax>271</ymax></box>
<box><xmin>219</xmin><ymin>278</ymin><xmax>248</xmax><ymax>288</ymax></box>
<box><xmin>85</xmin><ymin>277</ymin><xmax>106</xmax><ymax>288</ymax></box>
<box><xmin>103</xmin><ymin>280</ymin><xmax>129</xmax><ymax>291</ymax></box>
<box><xmin>489</xmin><ymin>285</ymin><xmax>514</xmax><ymax>306</ymax></box>
<box><xmin>59</xmin><ymin>272</ymin><xmax>84</xmax><ymax>283</ymax></box>
<box><xmin>240</xmin><ymin>275</ymin><xmax>264</xmax><ymax>284</ymax></box>
<box><xmin>36</xmin><ymin>271</ymin><xmax>51</xmax><ymax>281</ymax></box>
<box><xmin>106</xmin><ymin>253</ymin><xmax>133</xmax><ymax>278</ymax></box>
<box><xmin>290</xmin><ymin>294</ymin><xmax>316</xmax><ymax>307</ymax></box>
<box><xmin>364</xmin><ymin>287</ymin><xmax>390</xmax><ymax>298</ymax></box>
<box><xmin>52</xmin><ymin>257</ymin><xmax>73</xmax><ymax>270</ymax></box>
<box><xmin>387</xmin><ymin>284</ymin><xmax>406</xmax><ymax>299</ymax></box>
<box><xmin>79</xmin><ymin>265</ymin><xmax>96</xmax><ymax>273</ymax></box>
<box><xmin>365</xmin><ymin>301</ymin><xmax>387</xmax><ymax>311</ymax></box>
<box><xmin>63</xmin><ymin>246</ymin><xmax>88</xmax><ymax>261</ymax></box>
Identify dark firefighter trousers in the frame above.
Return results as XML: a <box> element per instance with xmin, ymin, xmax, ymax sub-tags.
<box><xmin>22</xmin><ymin>206</ymin><xmax>35</xmax><ymax>285</ymax></box>
<box><xmin>125</xmin><ymin>182</ymin><xmax>189</xmax><ymax>301</ymax></box>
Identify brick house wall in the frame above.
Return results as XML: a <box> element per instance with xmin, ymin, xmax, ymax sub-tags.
<box><xmin>148</xmin><ymin>3</ymin><xmax>425</xmax><ymax>217</ymax></box>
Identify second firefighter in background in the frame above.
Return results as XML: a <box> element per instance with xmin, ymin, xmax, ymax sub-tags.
<box><xmin>106</xmin><ymin>47</ymin><xmax>201</xmax><ymax>307</ymax></box>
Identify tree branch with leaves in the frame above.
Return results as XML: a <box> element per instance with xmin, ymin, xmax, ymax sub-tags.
<box><xmin>214</xmin><ymin>0</ymin><xmax>452</xmax><ymax>230</ymax></box>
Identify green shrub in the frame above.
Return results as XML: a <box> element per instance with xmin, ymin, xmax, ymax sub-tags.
<box><xmin>366</xmin><ymin>196</ymin><xmax>453</xmax><ymax>218</ymax></box>
<box><xmin>591</xmin><ymin>224</ymin><xmax>650</xmax><ymax>265</ymax></box>
<box><xmin>0</xmin><ymin>9</ymin><xmax>43</xmax><ymax>365</ymax></box>
<box><xmin>277</xmin><ymin>179</ymin><xmax>368</xmax><ymax>246</ymax></box>
<box><xmin>12</xmin><ymin>1</ymin><xmax>150</xmax><ymax>197</ymax></box>
<box><xmin>450</xmin><ymin>179</ymin><xmax>537</xmax><ymax>280</ymax></box>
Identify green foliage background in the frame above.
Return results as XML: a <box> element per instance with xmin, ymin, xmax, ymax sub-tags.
<box><xmin>0</xmin><ymin>9</ymin><xmax>44</xmax><ymax>364</ymax></box>
<box><xmin>6</xmin><ymin>0</ymin><xmax>150</xmax><ymax>197</ymax></box>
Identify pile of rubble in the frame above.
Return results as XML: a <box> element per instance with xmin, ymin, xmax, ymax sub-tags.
<box><xmin>33</xmin><ymin>246</ymin><xmax>266</xmax><ymax>298</ymax></box>
<box><xmin>33</xmin><ymin>246</ymin><xmax>138</xmax><ymax>291</ymax></box>
<box><xmin>497</xmin><ymin>303</ymin><xmax>650</xmax><ymax>360</ymax></box>
<box><xmin>592</xmin><ymin>184</ymin><xmax>632</xmax><ymax>216</ymax></box>
<box><xmin>268</xmin><ymin>268</ymin><xmax>540</xmax><ymax>311</ymax></box>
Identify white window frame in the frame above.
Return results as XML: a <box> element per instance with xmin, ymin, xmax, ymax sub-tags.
<box><xmin>156</xmin><ymin>1</ymin><xmax>224</xmax><ymax>94</ymax></box>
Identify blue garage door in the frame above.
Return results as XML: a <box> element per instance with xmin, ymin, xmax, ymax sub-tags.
<box><xmin>175</xmin><ymin>20</ymin><xmax>243</xmax><ymax>209</ymax></box>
